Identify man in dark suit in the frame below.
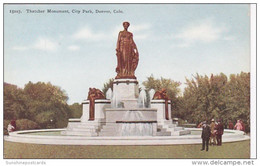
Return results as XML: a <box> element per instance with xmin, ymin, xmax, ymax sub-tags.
<box><xmin>201</xmin><ymin>121</ymin><xmax>211</xmax><ymax>151</ymax></box>
<box><xmin>216</xmin><ymin>119</ymin><xmax>224</xmax><ymax>146</ymax></box>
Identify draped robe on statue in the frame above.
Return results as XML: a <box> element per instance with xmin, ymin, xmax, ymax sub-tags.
<box><xmin>116</xmin><ymin>30</ymin><xmax>139</xmax><ymax>79</ymax></box>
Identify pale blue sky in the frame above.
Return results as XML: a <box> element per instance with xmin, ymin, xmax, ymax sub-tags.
<box><xmin>4</xmin><ymin>4</ymin><xmax>250</xmax><ymax>104</ymax></box>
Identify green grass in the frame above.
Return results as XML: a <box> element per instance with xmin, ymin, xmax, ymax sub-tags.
<box><xmin>4</xmin><ymin>140</ymin><xmax>250</xmax><ymax>159</ymax></box>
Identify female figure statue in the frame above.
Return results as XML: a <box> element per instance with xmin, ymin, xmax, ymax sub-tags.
<box><xmin>116</xmin><ymin>22</ymin><xmax>139</xmax><ymax>79</ymax></box>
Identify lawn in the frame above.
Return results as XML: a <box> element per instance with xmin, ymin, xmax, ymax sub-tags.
<box><xmin>4</xmin><ymin>140</ymin><xmax>250</xmax><ymax>159</ymax></box>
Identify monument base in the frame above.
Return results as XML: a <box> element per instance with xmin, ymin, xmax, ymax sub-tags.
<box><xmin>151</xmin><ymin>99</ymin><xmax>171</xmax><ymax>120</ymax></box>
<box><xmin>81</xmin><ymin>99</ymin><xmax>111</xmax><ymax>122</ymax></box>
<box><xmin>112</xmin><ymin>78</ymin><xmax>139</xmax><ymax>108</ymax></box>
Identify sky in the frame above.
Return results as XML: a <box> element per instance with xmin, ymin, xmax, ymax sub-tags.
<box><xmin>4</xmin><ymin>4</ymin><xmax>251</xmax><ymax>104</ymax></box>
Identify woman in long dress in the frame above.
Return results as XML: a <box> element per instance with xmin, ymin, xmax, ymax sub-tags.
<box><xmin>116</xmin><ymin>22</ymin><xmax>139</xmax><ymax>79</ymax></box>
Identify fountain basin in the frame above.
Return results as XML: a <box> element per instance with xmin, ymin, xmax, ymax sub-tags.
<box><xmin>4</xmin><ymin>128</ymin><xmax>249</xmax><ymax>145</ymax></box>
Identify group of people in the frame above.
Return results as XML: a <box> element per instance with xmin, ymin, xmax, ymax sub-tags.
<box><xmin>199</xmin><ymin>118</ymin><xmax>246</xmax><ymax>151</ymax></box>
<box><xmin>200</xmin><ymin>119</ymin><xmax>224</xmax><ymax>152</ymax></box>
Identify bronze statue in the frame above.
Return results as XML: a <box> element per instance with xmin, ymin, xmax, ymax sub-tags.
<box><xmin>153</xmin><ymin>88</ymin><xmax>170</xmax><ymax>120</ymax></box>
<box><xmin>115</xmin><ymin>22</ymin><xmax>139</xmax><ymax>79</ymax></box>
<box><xmin>87</xmin><ymin>88</ymin><xmax>106</xmax><ymax>121</ymax></box>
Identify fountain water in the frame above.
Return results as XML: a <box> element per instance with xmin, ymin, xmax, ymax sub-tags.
<box><xmin>121</xmin><ymin>122</ymin><xmax>153</xmax><ymax>136</ymax></box>
<box><xmin>111</xmin><ymin>91</ymin><xmax>121</xmax><ymax>108</ymax></box>
<box><xmin>120</xmin><ymin>110</ymin><xmax>153</xmax><ymax>136</ymax></box>
<box><xmin>138</xmin><ymin>89</ymin><xmax>147</xmax><ymax>108</ymax></box>
<box><xmin>123</xmin><ymin>110</ymin><xmax>143</xmax><ymax>121</ymax></box>
<box><xmin>106</xmin><ymin>88</ymin><xmax>113</xmax><ymax>100</ymax></box>
<box><xmin>147</xmin><ymin>89</ymin><xmax>155</xmax><ymax>108</ymax></box>
<box><xmin>149</xmin><ymin>89</ymin><xmax>155</xmax><ymax>100</ymax></box>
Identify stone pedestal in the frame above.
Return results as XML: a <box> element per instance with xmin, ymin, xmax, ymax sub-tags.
<box><xmin>151</xmin><ymin>99</ymin><xmax>171</xmax><ymax>121</ymax></box>
<box><xmin>62</xmin><ymin>99</ymin><xmax>111</xmax><ymax>136</ymax></box>
<box><xmin>81</xmin><ymin>99</ymin><xmax>111</xmax><ymax>122</ymax></box>
<box><xmin>112</xmin><ymin>79</ymin><xmax>139</xmax><ymax>108</ymax></box>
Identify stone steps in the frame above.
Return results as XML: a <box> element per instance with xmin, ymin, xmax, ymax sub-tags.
<box><xmin>99</xmin><ymin>123</ymin><xmax>119</xmax><ymax>136</ymax></box>
<box><xmin>67</xmin><ymin>122</ymin><xmax>81</xmax><ymax>129</ymax></box>
<box><xmin>99</xmin><ymin>131</ymin><xmax>119</xmax><ymax>136</ymax></box>
<box><xmin>171</xmin><ymin>130</ymin><xmax>191</xmax><ymax>136</ymax></box>
<box><xmin>75</xmin><ymin>125</ymin><xmax>99</xmax><ymax>129</ymax></box>
<box><xmin>174</xmin><ymin>127</ymin><xmax>184</xmax><ymax>131</ymax></box>
<box><xmin>157</xmin><ymin>121</ymin><xmax>190</xmax><ymax>136</ymax></box>
<box><xmin>102</xmin><ymin>125</ymin><xmax>117</xmax><ymax>130</ymax></box>
<box><xmin>156</xmin><ymin>131</ymin><xmax>171</xmax><ymax>136</ymax></box>
<box><xmin>63</xmin><ymin>120</ymin><xmax>103</xmax><ymax>136</ymax></box>
<box><xmin>167</xmin><ymin>124</ymin><xmax>177</xmax><ymax>128</ymax></box>
<box><xmin>70</xmin><ymin>128</ymin><xmax>97</xmax><ymax>132</ymax></box>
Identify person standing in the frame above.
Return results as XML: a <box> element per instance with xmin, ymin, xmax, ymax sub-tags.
<box><xmin>228</xmin><ymin>120</ymin><xmax>234</xmax><ymax>130</ymax></box>
<box><xmin>240</xmin><ymin>120</ymin><xmax>245</xmax><ymax>132</ymax></box>
<box><xmin>216</xmin><ymin>119</ymin><xmax>224</xmax><ymax>146</ymax></box>
<box><xmin>234</xmin><ymin>120</ymin><xmax>243</xmax><ymax>131</ymax></box>
<box><xmin>210</xmin><ymin>119</ymin><xmax>216</xmax><ymax>145</ymax></box>
<box><xmin>201</xmin><ymin>121</ymin><xmax>211</xmax><ymax>151</ymax></box>
<box><xmin>7</xmin><ymin>119</ymin><xmax>16</xmax><ymax>134</ymax></box>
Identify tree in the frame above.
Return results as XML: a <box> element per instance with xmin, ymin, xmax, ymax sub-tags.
<box><xmin>142</xmin><ymin>75</ymin><xmax>181</xmax><ymax>117</ymax></box>
<box><xmin>69</xmin><ymin>103</ymin><xmax>82</xmax><ymax>118</ymax></box>
<box><xmin>16</xmin><ymin>119</ymin><xmax>40</xmax><ymax>130</ymax></box>
<box><xmin>4</xmin><ymin>81</ymin><xmax>72</xmax><ymax>129</ymax></box>
<box><xmin>223</xmin><ymin>72</ymin><xmax>250</xmax><ymax>131</ymax></box>
<box><xmin>4</xmin><ymin>83</ymin><xmax>27</xmax><ymax>120</ymax></box>
<box><xmin>23</xmin><ymin>81</ymin><xmax>70</xmax><ymax>128</ymax></box>
<box><xmin>181</xmin><ymin>72</ymin><xmax>250</xmax><ymax>132</ymax></box>
<box><xmin>181</xmin><ymin>73</ymin><xmax>228</xmax><ymax>123</ymax></box>
<box><xmin>102</xmin><ymin>78</ymin><xmax>114</xmax><ymax>97</ymax></box>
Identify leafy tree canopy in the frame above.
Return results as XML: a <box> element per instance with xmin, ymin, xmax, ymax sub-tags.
<box><xmin>69</xmin><ymin>103</ymin><xmax>82</xmax><ymax>118</ymax></box>
<box><xmin>4</xmin><ymin>81</ymin><xmax>71</xmax><ymax>129</ymax></box>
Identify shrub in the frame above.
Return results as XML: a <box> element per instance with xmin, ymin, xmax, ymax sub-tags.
<box><xmin>16</xmin><ymin>119</ymin><xmax>40</xmax><ymax>130</ymax></box>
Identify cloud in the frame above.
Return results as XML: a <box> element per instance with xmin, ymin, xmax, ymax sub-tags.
<box><xmin>12</xmin><ymin>37</ymin><xmax>58</xmax><ymax>51</ymax></box>
<box><xmin>12</xmin><ymin>23</ymin><xmax>152</xmax><ymax>52</ymax></box>
<box><xmin>223</xmin><ymin>36</ymin><xmax>235</xmax><ymax>41</ymax></box>
<box><xmin>172</xmin><ymin>42</ymin><xmax>190</xmax><ymax>48</ymax></box>
<box><xmin>68</xmin><ymin>45</ymin><xmax>80</xmax><ymax>51</ymax></box>
<box><xmin>71</xmin><ymin>23</ymin><xmax>152</xmax><ymax>42</ymax></box>
<box><xmin>72</xmin><ymin>26</ymin><xmax>106</xmax><ymax>41</ymax></box>
<box><xmin>134</xmin><ymin>34</ymin><xmax>150</xmax><ymax>40</ymax></box>
<box><xmin>130</xmin><ymin>23</ymin><xmax>151</xmax><ymax>32</ymax></box>
<box><xmin>112</xmin><ymin>23</ymin><xmax>151</xmax><ymax>40</ymax></box>
<box><xmin>173</xmin><ymin>19</ymin><xmax>233</xmax><ymax>47</ymax></box>
<box><xmin>12</xmin><ymin>46</ymin><xmax>29</xmax><ymax>51</ymax></box>
<box><xmin>33</xmin><ymin>37</ymin><xmax>58</xmax><ymax>51</ymax></box>
<box><xmin>131</xmin><ymin>24</ymin><xmax>151</xmax><ymax>40</ymax></box>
